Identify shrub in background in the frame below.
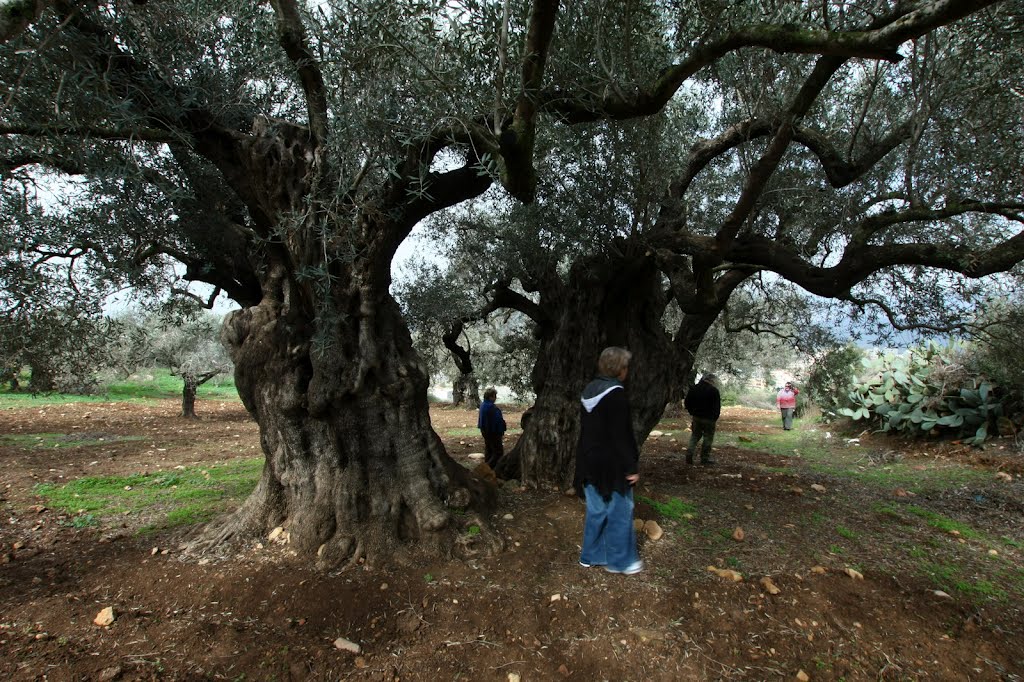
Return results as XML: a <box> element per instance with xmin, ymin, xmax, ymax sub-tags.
<box><xmin>806</xmin><ymin>344</ymin><xmax>865</xmax><ymax>420</ymax></box>
<box><xmin>837</xmin><ymin>341</ymin><xmax>1002</xmax><ymax>444</ymax></box>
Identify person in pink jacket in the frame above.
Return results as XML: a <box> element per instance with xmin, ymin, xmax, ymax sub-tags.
<box><xmin>776</xmin><ymin>381</ymin><xmax>799</xmax><ymax>430</ymax></box>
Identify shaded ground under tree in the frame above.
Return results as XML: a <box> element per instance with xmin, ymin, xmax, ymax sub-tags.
<box><xmin>1</xmin><ymin>399</ymin><xmax>1022</xmax><ymax>680</ymax></box>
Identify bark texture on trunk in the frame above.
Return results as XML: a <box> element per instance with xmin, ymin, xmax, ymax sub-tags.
<box><xmin>181</xmin><ymin>375</ymin><xmax>198</xmax><ymax>419</ymax></box>
<box><xmin>497</xmin><ymin>257</ymin><xmax>681</xmax><ymax>486</ymax></box>
<box><xmin>194</xmin><ymin>277</ymin><xmax>499</xmax><ymax>568</ymax></box>
<box><xmin>453</xmin><ymin>373</ymin><xmax>480</xmax><ymax>408</ymax></box>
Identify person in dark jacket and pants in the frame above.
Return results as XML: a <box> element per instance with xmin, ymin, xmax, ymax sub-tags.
<box><xmin>684</xmin><ymin>373</ymin><xmax>721</xmax><ymax>465</ymax></box>
<box><xmin>478</xmin><ymin>387</ymin><xmax>507</xmax><ymax>469</ymax></box>
<box><xmin>573</xmin><ymin>347</ymin><xmax>643</xmax><ymax>575</ymax></box>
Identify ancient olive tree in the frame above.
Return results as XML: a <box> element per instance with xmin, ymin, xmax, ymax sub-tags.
<box><xmin>413</xmin><ymin>3</ymin><xmax>1024</xmax><ymax>486</ymax></box>
<box><xmin>0</xmin><ymin>1</ymin><xmax>1010</xmax><ymax>563</ymax></box>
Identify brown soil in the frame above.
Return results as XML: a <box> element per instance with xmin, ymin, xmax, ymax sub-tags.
<box><xmin>1</xmin><ymin>400</ymin><xmax>1022</xmax><ymax>681</ymax></box>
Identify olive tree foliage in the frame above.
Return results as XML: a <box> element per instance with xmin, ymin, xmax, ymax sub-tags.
<box><xmin>0</xmin><ymin>183</ymin><xmax>119</xmax><ymax>392</ymax></box>
<box><xmin>409</xmin><ymin>1</ymin><xmax>1024</xmax><ymax>483</ymax></box>
<box><xmin>0</xmin><ymin>0</ymin><xmax>1016</xmax><ymax>561</ymax></box>
<box><xmin>113</xmin><ymin>311</ymin><xmax>232</xmax><ymax>417</ymax></box>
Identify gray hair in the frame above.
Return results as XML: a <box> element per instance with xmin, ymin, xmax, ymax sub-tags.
<box><xmin>597</xmin><ymin>346</ymin><xmax>632</xmax><ymax>377</ymax></box>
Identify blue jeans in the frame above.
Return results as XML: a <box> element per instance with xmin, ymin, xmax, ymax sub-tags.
<box><xmin>579</xmin><ymin>484</ymin><xmax>639</xmax><ymax>571</ymax></box>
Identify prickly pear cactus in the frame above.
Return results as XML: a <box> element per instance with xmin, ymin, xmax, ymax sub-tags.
<box><xmin>837</xmin><ymin>341</ymin><xmax>1001</xmax><ymax>444</ymax></box>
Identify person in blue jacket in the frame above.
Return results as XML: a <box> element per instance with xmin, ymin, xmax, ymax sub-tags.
<box><xmin>478</xmin><ymin>387</ymin><xmax>507</xmax><ymax>469</ymax></box>
<box><xmin>573</xmin><ymin>346</ymin><xmax>643</xmax><ymax>575</ymax></box>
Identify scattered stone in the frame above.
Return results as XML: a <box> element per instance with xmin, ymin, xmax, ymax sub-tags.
<box><xmin>634</xmin><ymin>519</ymin><xmax>645</xmax><ymax>532</ymax></box>
<box><xmin>502</xmin><ymin>513</ymin><xmax>514</xmax><ymax>521</ymax></box>
<box><xmin>744</xmin><ymin>504</ymin><xmax>754</xmax><ymax>511</ymax></box>
<box><xmin>732</xmin><ymin>527</ymin><xmax>745</xmax><ymax>542</ymax></box>
<box><xmin>810</xmin><ymin>566</ymin><xmax>827</xmax><ymax>574</ymax></box>
<box><xmin>738</xmin><ymin>435</ymin><xmax>754</xmax><ymax>443</ymax></box>
<box><xmin>790</xmin><ymin>487</ymin><xmax>804</xmax><ymax>496</ymax></box>
<box><xmin>333</xmin><ymin>636</ymin><xmax>361</xmax><ymax>654</ymax></box>
<box><xmin>760</xmin><ymin>576</ymin><xmax>781</xmax><ymax>595</ymax></box>
<box><xmin>354</xmin><ymin>657</ymin><xmax>366</xmax><ymax>668</ymax></box>
<box><xmin>508</xmin><ymin>674</ymin><xmax>521</xmax><ymax>682</ymax></box>
<box><xmin>894</xmin><ymin>488</ymin><xmax>909</xmax><ymax>497</ymax></box>
<box><xmin>649</xmin><ymin>430</ymin><xmax>664</xmax><ymax>438</ymax></box>
<box><xmin>933</xmin><ymin>590</ymin><xmax>953</xmax><ymax>600</ymax></box>
<box><xmin>467</xmin><ymin>452</ymin><xmax>485</xmax><ymax>460</ymax></box>
<box><xmin>150</xmin><ymin>547</ymin><xmax>159</xmax><ymax>556</ymax></box>
<box><xmin>844</xmin><ymin>567</ymin><xmax>864</xmax><ymax>580</ymax></box>
<box><xmin>796</xmin><ymin>670</ymin><xmax>810</xmax><ymax>682</ymax></box>
<box><xmin>12</xmin><ymin>541</ymin><xmax>24</xmax><ymax>550</ymax></box>
<box><xmin>707</xmin><ymin>566</ymin><xmax>743</xmax><ymax>582</ymax></box>
<box><xmin>563</xmin><ymin>487</ymin><xmax>576</xmax><ymax>497</ymax></box>
<box><xmin>550</xmin><ymin>594</ymin><xmax>561</xmax><ymax>602</ymax></box>
<box><xmin>644</xmin><ymin>520</ymin><xmax>664</xmax><ymax>541</ymax></box>
<box><xmin>379</xmin><ymin>582</ymin><xmax>388</xmax><ymax>591</ymax></box>
<box><xmin>94</xmin><ymin>607</ymin><xmax>116</xmax><ymax>627</ymax></box>
<box><xmin>98</xmin><ymin>665</ymin><xmax>123</xmax><ymax>681</ymax></box>
<box><xmin>996</xmin><ymin>471</ymin><xmax>1013</xmax><ymax>482</ymax></box>
<box><xmin>988</xmin><ymin>549</ymin><xmax>998</xmax><ymax>556</ymax></box>
<box><xmin>268</xmin><ymin>527</ymin><xmax>285</xmax><ymax>542</ymax></box>
<box><xmin>558</xmin><ymin>663</ymin><xmax>570</xmax><ymax>676</ymax></box>
<box><xmin>30</xmin><ymin>505</ymin><xmax>46</xmax><ymax>514</ymax></box>
<box><xmin>810</xmin><ymin>484</ymin><xmax>826</xmax><ymax>493</ymax></box>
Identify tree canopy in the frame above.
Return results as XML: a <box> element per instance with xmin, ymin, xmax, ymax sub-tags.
<box><xmin>1</xmin><ymin>0</ymin><xmax>1021</xmax><ymax>564</ymax></box>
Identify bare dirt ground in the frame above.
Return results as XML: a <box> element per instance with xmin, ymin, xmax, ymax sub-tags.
<box><xmin>0</xmin><ymin>399</ymin><xmax>1022</xmax><ymax>681</ymax></box>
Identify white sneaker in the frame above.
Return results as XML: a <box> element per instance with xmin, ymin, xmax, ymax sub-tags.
<box><xmin>605</xmin><ymin>560</ymin><xmax>643</xmax><ymax>575</ymax></box>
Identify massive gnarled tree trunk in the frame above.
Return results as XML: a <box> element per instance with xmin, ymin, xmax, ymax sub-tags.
<box><xmin>183</xmin><ymin>113</ymin><xmax>500</xmax><ymax>566</ymax></box>
<box><xmin>209</xmin><ymin>282</ymin><xmax>498</xmax><ymax>567</ymax></box>
<box><xmin>497</xmin><ymin>255</ymin><xmax>681</xmax><ymax>485</ymax></box>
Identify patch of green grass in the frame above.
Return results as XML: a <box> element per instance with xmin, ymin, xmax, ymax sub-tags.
<box><xmin>734</xmin><ymin>428</ymin><xmax>987</xmax><ymax>492</ymax></box>
<box><xmin>872</xmin><ymin>503</ymin><xmax>903</xmax><ymax>520</ymax></box>
<box><xmin>0</xmin><ymin>369</ymin><xmax>239</xmax><ymax>408</ymax></box>
<box><xmin>907</xmin><ymin>546</ymin><xmax>927</xmax><ymax>559</ymax></box>
<box><xmin>726</xmin><ymin>556</ymin><xmax>741</xmax><ymax>569</ymax></box>
<box><xmin>920</xmin><ymin>561</ymin><xmax>1008</xmax><ymax>601</ymax></box>
<box><xmin>835</xmin><ymin>525</ymin><xmax>858</xmax><ymax>540</ymax></box>
<box><xmin>1000</xmin><ymin>536</ymin><xmax>1024</xmax><ymax>550</ymax></box>
<box><xmin>636</xmin><ymin>495</ymin><xmax>697</xmax><ymax>521</ymax></box>
<box><xmin>903</xmin><ymin>505</ymin><xmax>981</xmax><ymax>539</ymax></box>
<box><xmin>36</xmin><ymin>458</ymin><xmax>262</xmax><ymax>531</ymax></box>
<box><xmin>828</xmin><ymin>544</ymin><xmax>845</xmax><ymax>555</ymax></box>
<box><xmin>0</xmin><ymin>433</ymin><xmax>146</xmax><ymax>449</ymax></box>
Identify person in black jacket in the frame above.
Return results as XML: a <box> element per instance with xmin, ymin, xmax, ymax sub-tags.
<box><xmin>573</xmin><ymin>347</ymin><xmax>643</xmax><ymax>575</ymax></box>
<box><xmin>683</xmin><ymin>373</ymin><xmax>721</xmax><ymax>465</ymax></box>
